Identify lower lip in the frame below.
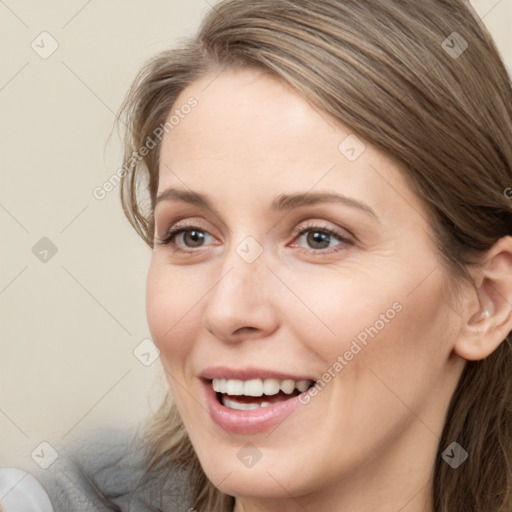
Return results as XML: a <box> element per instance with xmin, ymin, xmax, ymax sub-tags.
<box><xmin>202</xmin><ymin>380</ymin><xmax>306</xmax><ymax>434</ymax></box>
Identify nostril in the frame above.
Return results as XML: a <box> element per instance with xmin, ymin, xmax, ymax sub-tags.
<box><xmin>233</xmin><ymin>326</ymin><xmax>258</xmax><ymax>336</ymax></box>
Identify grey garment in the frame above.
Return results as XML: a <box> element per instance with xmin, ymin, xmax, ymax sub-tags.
<box><xmin>31</xmin><ymin>427</ymin><xmax>194</xmax><ymax>512</ymax></box>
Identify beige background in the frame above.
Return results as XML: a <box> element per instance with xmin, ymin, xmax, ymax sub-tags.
<box><xmin>0</xmin><ymin>0</ymin><xmax>511</xmax><ymax>470</ymax></box>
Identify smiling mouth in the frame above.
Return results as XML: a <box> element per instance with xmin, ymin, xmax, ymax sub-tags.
<box><xmin>211</xmin><ymin>378</ymin><xmax>315</xmax><ymax>411</ymax></box>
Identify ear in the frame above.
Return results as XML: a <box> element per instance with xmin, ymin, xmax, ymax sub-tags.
<box><xmin>454</xmin><ymin>235</ymin><xmax>512</xmax><ymax>361</ymax></box>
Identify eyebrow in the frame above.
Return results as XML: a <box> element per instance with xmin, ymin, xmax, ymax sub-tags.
<box><xmin>154</xmin><ymin>188</ymin><xmax>378</xmax><ymax>219</ymax></box>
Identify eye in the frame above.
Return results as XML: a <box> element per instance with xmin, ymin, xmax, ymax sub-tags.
<box><xmin>290</xmin><ymin>223</ymin><xmax>352</xmax><ymax>252</ymax></box>
<box><xmin>155</xmin><ymin>221</ymin><xmax>352</xmax><ymax>254</ymax></box>
<box><xmin>156</xmin><ymin>225</ymin><xmax>216</xmax><ymax>250</ymax></box>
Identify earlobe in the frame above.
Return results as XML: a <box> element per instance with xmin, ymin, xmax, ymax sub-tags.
<box><xmin>454</xmin><ymin>236</ymin><xmax>512</xmax><ymax>362</ymax></box>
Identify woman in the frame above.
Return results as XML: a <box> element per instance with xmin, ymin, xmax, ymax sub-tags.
<box><xmin>112</xmin><ymin>0</ymin><xmax>512</xmax><ymax>511</ymax></box>
<box><xmin>33</xmin><ymin>0</ymin><xmax>512</xmax><ymax>511</ymax></box>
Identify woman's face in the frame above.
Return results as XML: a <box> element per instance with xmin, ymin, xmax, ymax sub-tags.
<box><xmin>147</xmin><ymin>68</ymin><xmax>465</xmax><ymax>509</ymax></box>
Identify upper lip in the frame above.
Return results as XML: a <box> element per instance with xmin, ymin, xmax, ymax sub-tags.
<box><xmin>199</xmin><ymin>366</ymin><xmax>316</xmax><ymax>382</ymax></box>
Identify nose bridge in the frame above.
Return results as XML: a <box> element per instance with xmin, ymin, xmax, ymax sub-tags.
<box><xmin>214</xmin><ymin>233</ymin><xmax>269</xmax><ymax>298</ymax></box>
<box><xmin>203</xmin><ymin>237</ymin><xmax>278</xmax><ymax>339</ymax></box>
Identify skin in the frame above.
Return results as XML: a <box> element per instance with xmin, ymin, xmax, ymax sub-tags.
<box><xmin>146</xmin><ymin>68</ymin><xmax>512</xmax><ymax>512</ymax></box>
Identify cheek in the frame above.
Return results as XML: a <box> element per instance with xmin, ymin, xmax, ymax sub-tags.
<box><xmin>289</xmin><ymin>264</ymin><xmax>451</xmax><ymax>391</ymax></box>
<box><xmin>146</xmin><ymin>259</ymin><xmax>199</xmax><ymax>363</ymax></box>
<box><xmin>281</xmin><ymin>267</ymin><xmax>401</xmax><ymax>356</ymax></box>
<box><xmin>334</xmin><ymin>273</ymin><xmax>452</xmax><ymax>414</ymax></box>
<box><xmin>146</xmin><ymin>262</ymin><xmax>203</xmax><ymax>421</ymax></box>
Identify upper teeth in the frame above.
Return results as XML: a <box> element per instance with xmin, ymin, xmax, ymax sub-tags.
<box><xmin>212</xmin><ymin>378</ymin><xmax>312</xmax><ymax>396</ymax></box>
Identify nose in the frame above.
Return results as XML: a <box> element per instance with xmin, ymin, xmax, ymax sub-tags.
<box><xmin>202</xmin><ymin>245</ymin><xmax>280</xmax><ymax>343</ymax></box>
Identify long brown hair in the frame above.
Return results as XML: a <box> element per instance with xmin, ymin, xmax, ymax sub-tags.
<box><xmin>117</xmin><ymin>1</ymin><xmax>512</xmax><ymax>510</ymax></box>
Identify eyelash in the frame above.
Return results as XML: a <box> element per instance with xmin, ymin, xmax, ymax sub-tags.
<box><xmin>155</xmin><ymin>222</ymin><xmax>352</xmax><ymax>254</ymax></box>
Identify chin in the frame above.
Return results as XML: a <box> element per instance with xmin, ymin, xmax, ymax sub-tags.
<box><xmin>201</xmin><ymin>455</ymin><xmax>309</xmax><ymax>499</ymax></box>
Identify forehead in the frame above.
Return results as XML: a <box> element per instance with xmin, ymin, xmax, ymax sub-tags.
<box><xmin>157</xmin><ymin>68</ymin><xmax>424</xmax><ymax>224</ymax></box>
<box><xmin>161</xmin><ymin>68</ymin><xmax>337</xmax><ymax>164</ymax></box>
